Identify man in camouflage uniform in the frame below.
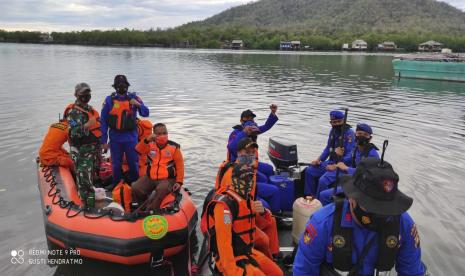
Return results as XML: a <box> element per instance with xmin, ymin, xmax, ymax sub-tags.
<box><xmin>64</xmin><ymin>83</ymin><xmax>102</xmax><ymax>207</ymax></box>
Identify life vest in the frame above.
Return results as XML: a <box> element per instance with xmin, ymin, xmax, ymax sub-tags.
<box><xmin>351</xmin><ymin>143</ymin><xmax>379</xmax><ymax>168</ymax></box>
<box><xmin>146</xmin><ymin>141</ymin><xmax>180</xmax><ymax>181</ymax></box>
<box><xmin>39</xmin><ymin>121</ymin><xmax>69</xmax><ymax>166</ymax></box>
<box><xmin>107</xmin><ymin>93</ymin><xmax>137</xmax><ymax>131</ymax></box>
<box><xmin>331</xmin><ymin>197</ymin><xmax>399</xmax><ymax>272</ymax></box>
<box><xmin>112</xmin><ymin>180</ymin><xmax>132</xmax><ymax>212</ymax></box>
<box><xmin>214</xmin><ymin>161</ymin><xmax>257</xmax><ymax>199</ymax></box>
<box><xmin>206</xmin><ymin>189</ymin><xmax>257</xmax><ymax>264</ymax></box>
<box><xmin>64</xmin><ymin>103</ymin><xmax>102</xmax><ymax>146</ymax></box>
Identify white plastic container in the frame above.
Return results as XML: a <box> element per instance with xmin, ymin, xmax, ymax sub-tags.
<box><xmin>292</xmin><ymin>197</ymin><xmax>322</xmax><ymax>244</ymax></box>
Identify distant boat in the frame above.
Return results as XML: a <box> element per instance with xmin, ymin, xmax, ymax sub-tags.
<box><xmin>392</xmin><ymin>53</ymin><xmax>465</xmax><ymax>82</ymax></box>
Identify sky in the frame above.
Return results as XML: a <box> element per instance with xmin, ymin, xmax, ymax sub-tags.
<box><xmin>0</xmin><ymin>0</ymin><xmax>464</xmax><ymax>32</ymax></box>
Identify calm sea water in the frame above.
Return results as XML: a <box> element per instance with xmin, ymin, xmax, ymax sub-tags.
<box><xmin>0</xmin><ymin>43</ymin><xmax>464</xmax><ymax>276</ymax></box>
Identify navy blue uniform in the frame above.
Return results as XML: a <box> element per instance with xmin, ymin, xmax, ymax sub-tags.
<box><xmin>304</xmin><ymin>127</ymin><xmax>355</xmax><ymax>195</ymax></box>
<box><xmin>318</xmin><ymin>146</ymin><xmax>379</xmax><ymax>205</ymax></box>
<box><xmin>100</xmin><ymin>92</ymin><xmax>149</xmax><ymax>184</ymax></box>
<box><xmin>294</xmin><ymin>200</ymin><xmax>425</xmax><ymax>276</ymax></box>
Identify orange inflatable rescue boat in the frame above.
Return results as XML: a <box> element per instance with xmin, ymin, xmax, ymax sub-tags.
<box><xmin>36</xmin><ymin>162</ymin><xmax>198</xmax><ymax>270</ymax></box>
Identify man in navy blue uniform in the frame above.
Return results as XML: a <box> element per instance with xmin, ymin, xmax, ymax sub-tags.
<box><xmin>294</xmin><ymin>158</ymin><xmax>425</xmax><ymax>276</ymax></box>
<box><xmin>317</xmin><ymin>123</ymin><xmax>379</xmax><ymax>205</ymax></box>
<box><xmin>100</xmin><ymin>75</ymin><xmax>149</xmax><ymax>186</ymax></box>
<box><xmin>304</xmin><ymin>110</ymin><xmax>355</xmax><ymax>196</ymax></box>
<box><xmin>226</xmin><ymin>105</ymin><xmax>280</xmax><ymax>212</ymax></box>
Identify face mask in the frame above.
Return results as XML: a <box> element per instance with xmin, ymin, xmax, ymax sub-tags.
<box><xmin>78</xmin><ymin>94</ymin><xmax>91</xmax><ymax>104</ymax></box>
<box><xmin>155</xmin><ymin>135</ymin><xmax>168</xmax><ymax>146</ymax></box>
<box><xmin>237</xmin><ymin>154</ymin><xmax>256</xmax><ymax>167</ymax></box>
<box><xmin>333</xmin><ymin>125</ymin><xmax>343</xmax><ymax>132</ymax></box>
<box><xmin>356</xmin><ymin>136</ymin><xmax>370</xmax><ymax>146</ymax></box>
<box><xmin>353</xmin><ymin>204</ymin><xmax>388</xmax><ymax>232</ymax></box>
<box><xmin>231</xmin><ymin>164</ymin><xmax>254</xmax><ymax>199</ymax></box>
<box><xmin>116</xmin><ymin>85</ymin><xmax>128</xmax><ymax>95</ymax></box>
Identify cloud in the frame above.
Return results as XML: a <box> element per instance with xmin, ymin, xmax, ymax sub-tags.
<box><xmin>439</xmin><ymin>0</ymin><xmax>465</xmax><ymax>10</ymax></box>
<box><xmin>0</xmin><ymin>0</ymin><xmax>463</xmax><ymax>32</ymax></box>
<box><xmin>0</xmin><ymin>0</ymin><xmax>254</xmax><ymax>31</ymax></box>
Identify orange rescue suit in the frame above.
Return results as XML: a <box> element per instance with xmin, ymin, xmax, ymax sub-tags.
<box><xmin>135</xmin><ymin>140</ymin><xmax>184</xmax><ymax>184</ymax></box>
<box><xmin>214</xmin><ymin>161</ymin><xmax>279</xmax><ymax>258</ymax></box>
<box><xmin>206</xmin><ymin>189</ymin><xmax>283</xmax><ymax>276</ymax></box>
<box><xmin>39</xmin><ymin>121</ymin><xmax>74</xmax><ymax>168</ymax></box>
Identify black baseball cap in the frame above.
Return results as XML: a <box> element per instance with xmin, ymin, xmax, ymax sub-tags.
<box><xmin>241</xmin><ymin>109</ymin><xmax>256</xmax><ymax>119</ymax></box>
<box><xmin>237</xmin><ymin>137</ymin><xmax>258</xmax><ymax>151</ymax></box>
<box><xmin>341</xmin><ymin>158</ymin><xmax>413</xmax><ymax>216</ymax></box>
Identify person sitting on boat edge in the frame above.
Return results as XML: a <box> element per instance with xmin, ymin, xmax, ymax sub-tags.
<box><xmin>211</xmin><ymin>137</ymin><xmax>280</xmax><ymax>260</ymax></box>
<box><xmin>131</xmin><ymin>123</ymin><xmax>184</xmax><ymax>210</ymax></box>
<box><xmin>204</xmin><ymin>146</ymin><xmax>283</xmax><ymax>276</ymax></box>
<box><xmin>39</xmin><ymin>119</ymin><xmax>74</xmax><ymax>171</ymax></box>
<box><xmin>100</xmin><ymin>75</ymin><xmax>149</xmax><ymax>186</ymax></box>
<box><xmin>64</xmin><ymin>83</ymin><xmax>102</xmax><ymax>208</ymax></box>
<box><xmin>317</xmin><ymin>123</ymin><xmax>380</xmax><ymax>206</ymax></box>
<box><xmin>304</xmin><ymin>109</ymin><xmax>355</xmax><ymax>196</ymax></box>
<box><xmin>294</xmin><ymin>158</ymin><xmax>425</xmax><ymax>276</ymax></box>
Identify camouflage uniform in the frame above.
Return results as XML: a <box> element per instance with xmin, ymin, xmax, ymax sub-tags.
<box><xmin>66</xmin><ymin>102</ymin><xmax>101</xmax><ymax>206</ymax></box>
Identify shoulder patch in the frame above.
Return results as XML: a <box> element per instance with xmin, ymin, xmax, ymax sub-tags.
<box><xmin>303</xmin><ymin>224</ymin><xmax>318</xmax><ymax>244</ymax></box>
<box><xmin>51</xmin><ymin>122</ymin><xmax>67</xmax><ymax>130</ymax></box>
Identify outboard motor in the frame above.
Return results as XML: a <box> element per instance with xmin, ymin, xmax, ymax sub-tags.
<box><xmin>267</xmin><ymin>137</ymin><xmax>306</xmax><ymax>212</ymax></box>
<box><xmin>268</xmin><ymin>137</ymin><xmax>298</xmax><ymax>173</ymax></box>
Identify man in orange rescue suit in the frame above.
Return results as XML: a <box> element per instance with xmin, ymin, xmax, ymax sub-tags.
<box><xmin>215</xmin><ymin>138</ymin><xmax>280</xmax><ymax>260</ymax></box>
<box><xmin>132</xmin><ymin>123</ymin><xmax>184</xmax><ymax>210</ymax></box>
<box><xmin>100</xmin><ymin>75</ymin><xmax>149</xmax><ymax>186</ymax></box>
<box><xmin>39</xmin><ymin>119</ymin><xmax>74</xmax><ymax>171</ymax></box>
<box><xmin>205</xmin><ymin>138</ymin><xmax>283</xmax><ymax>276</ymax></box>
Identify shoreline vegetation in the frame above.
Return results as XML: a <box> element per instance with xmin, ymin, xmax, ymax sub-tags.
<box><xmin>2</xmin><ymin>28</ymin><xmax>465</xmax><ymax>52</ymax></box>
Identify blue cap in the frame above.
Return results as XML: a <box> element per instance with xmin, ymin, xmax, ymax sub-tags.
<box><xmin>356</xmin><ymin>123</ymin><xmax>373</xmax><ymax>134</ymax></box>
<box><xmin>330</xmin><ymin>110</ymin><xmax>344</xmax><ymax>120</ymax></box>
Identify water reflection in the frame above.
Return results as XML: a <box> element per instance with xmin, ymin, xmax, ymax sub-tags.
<box><xmin>0</xmin><ymin>44</ymin><xmax>464</xmax><ymax>276</ymax></box>
<box><xmin>392</xmin><ymin>77</ymin><xmax>465</xmax><ymax>94</ymax></box>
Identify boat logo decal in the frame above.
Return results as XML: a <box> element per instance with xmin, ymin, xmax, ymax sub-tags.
<box><xmin>143</xmin><ymin>215</ymin><xmax>169</xmax><ymax>240</ymax></box>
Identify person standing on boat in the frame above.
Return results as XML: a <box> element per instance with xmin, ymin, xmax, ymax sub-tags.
<box><xmin>100</xmin><ymin>75</ymin><xmax>149</xmax><ymax>186</ymax></box>
<box><xmin>294</xmin><ymin>158</ymin><xmax>425</xmax><ymax>276</ymax></box>
<box><xmin>131</xmin><ymin>123</ymin><xmax>184</xmax><ymax>210</ymax></box>
<box><xmin>317</xmin><ymin>123</ymin><xmax>379</xmax><ymax>205</ymax></box>
<box><xmin>304</xmin><ymin>110</ymin><xmax>355</xmax><ymax>196</ymax></box>
<box><xmin>227</xmin><ymin>105</ymin><xmax>281</xmax><ymax>213</ymax></box>
<box><xmin>205</xmin><ymin>140</ymin><xmax>283</xmax><ymax>276</ymax></box>
<box><xmin>64</xmin><ymin>83</ymin><xmax>102</xmax><ymax>207</ymax></box>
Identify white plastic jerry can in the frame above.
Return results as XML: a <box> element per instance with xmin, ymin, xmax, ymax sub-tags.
<box><xmin>292</xmin><ymin>197</ymin><xmax>322</xmax><ymax>244</ymax></box>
